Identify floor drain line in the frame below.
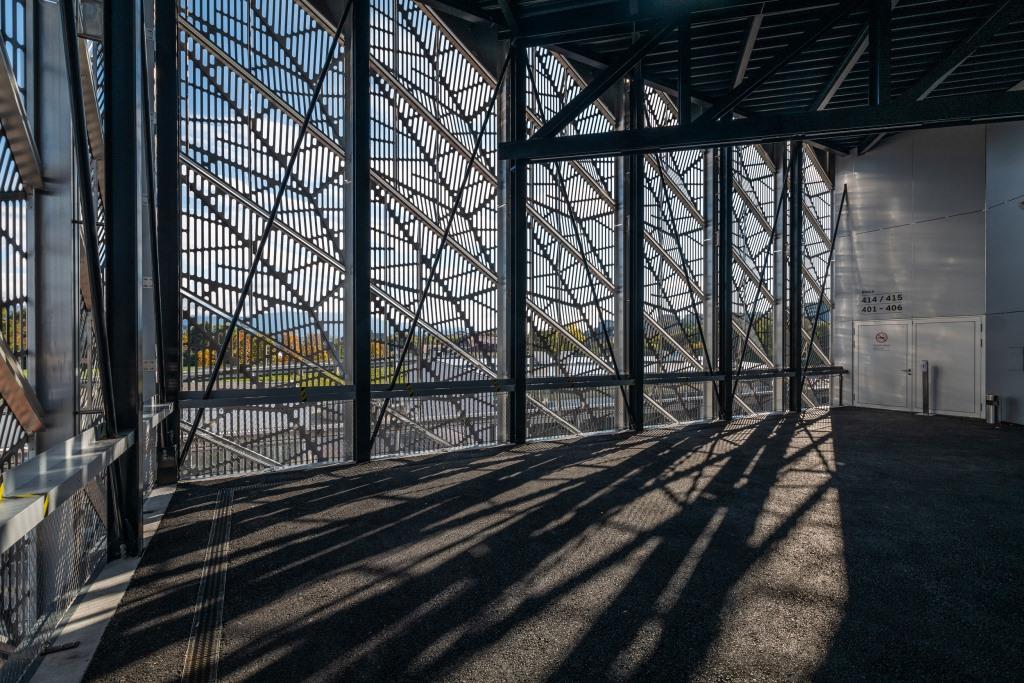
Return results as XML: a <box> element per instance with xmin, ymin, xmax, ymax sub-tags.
<box><xmin>181</xmin><ymin>487</ymin><xmax>234</xmax><ymax>683</ymax></box>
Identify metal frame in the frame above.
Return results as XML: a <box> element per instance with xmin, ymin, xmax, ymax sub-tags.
<box><xmin>164</xmin><ymin>0</ymin><xmax>1024</xmax><ymax>471</ymax></box>
<box><xmin>787</xmin><ymin>142</ymin><xmax>804</xmax><ymax>412</ymax></box>
<box><xmin>343</xmin><ymin>0</ymin><xmax>370</xmax><ymax>462</ymax></box>
<box><xmin>500</xmin><ymin>91</ymin><xmax>1024</xmax><ymax>160</ymax></box>
<box><xmin>502</xmin><ymin>43</ymin><xmax>528</xmax><ymax>444</ymax></box>
<box><xmin>169</xmin><ymin>1</ymin><xmax>851</xmax><ymax>477</ymax></box>
<box><xmin>104</xmin><ymin>0</ymin><xmax>142</xmax><ymax>557</ymax></box>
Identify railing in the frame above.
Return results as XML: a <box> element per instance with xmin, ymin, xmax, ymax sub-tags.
<box><xmin>0</xmin><ymin>403</ymin><xmax>171</xmax><ymax>682</ymax></box>
<box><xmin>178</xmin><ymin>366</ymin><xmax>847</xmax><ymax>479</ymax></box>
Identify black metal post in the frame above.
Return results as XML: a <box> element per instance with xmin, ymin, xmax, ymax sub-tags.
<box><xmin>105</xmin><ymin>0</ymin><xmax>142</xmax><ymax>556</ymax></box>
<box><xmin>155</xmin><ymin>0</ymin><xmax>181</xmax><ymax>483</ymax></box>
<box><xmin>870</xmin><ymin>0</ymin><xmax>891</xmax><ymax>106</ymax></box>
<box><xmin>717</xmin><ymin>146</ymin><xmax>734</xmax><ymax>420</ymax></box>
<box><xmin>788</xmin><ymin>141</ymin><xmax>804</xmax><ymax>412</ymax></box>
<box><xmin>345</xmin><ymin>0</ymin><xmax>371</xmax><ymax>461</ymax></box>
<box><xmin>626</xmin><ymin>70</ymin><xmax>644</xmax><ymax>432</ymax></box>
<box><xmin>506</xmin><ymin>44</ymin><xmax>528</xmax><ymax>444</ymax></box>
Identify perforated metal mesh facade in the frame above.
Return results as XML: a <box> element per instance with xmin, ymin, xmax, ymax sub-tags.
<box><xmin>175</xmin><ymin>1</ymin><xmax>834</xmax><ymax>475</ymax></box>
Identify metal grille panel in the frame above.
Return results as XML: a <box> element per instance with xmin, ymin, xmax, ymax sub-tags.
<box><xmin>0</xmin><ymin>0</ymin><xmax>28</xmax><ymax>467</ymax></box>
<box><xmin>179</xmin><ymin>0</ymin><xmax>350</xmax><ymax>474</ymax></box>
<box><xmin>801</xmin><ymin>146</ymin><xmax>833</xmax><ymax>407</ymax></box>
<box><xmin>525</xmin><ymin>49</ymin><xmax>620</xmax><ymax>439</ymax></box>
<box><xmin>642</xmin><ymin>87</ymin><xmax>708</xmax><ymax>426</ymax></box>
<box><xmin>367</xmin><ymin>0</ymin><xmax>501</xmax><ymax>457</ymax></box>
<box><xmin>732</xmin><ymin>145</ymin><xmax>777</xmax><ymax>415</ymax></box>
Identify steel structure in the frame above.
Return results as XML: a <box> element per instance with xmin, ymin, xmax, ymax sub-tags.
<box><xmin>172</xmin><ymin>0</ymin><xmax>1024</xmax><ymax>474</ymax></box>
<box><xmin>0</xmin><ymin>0</ymin><xmax>1019</xmax><ymax>676</ymax></box>
<box><xmin>170</xmin><ymin>0</ymin><xmax>853</xmax><ymax>476</ymax></box>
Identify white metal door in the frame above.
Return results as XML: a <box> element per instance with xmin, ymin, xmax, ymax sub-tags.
<box><xmin>913</xmin><ymin>317</ymin><xmax>984</xmax><ymax>418</ymax></box>
<box><xmin>855</xmin><ymin>321</ymin><xmax>911</xmax><ymax>410</ymax></box>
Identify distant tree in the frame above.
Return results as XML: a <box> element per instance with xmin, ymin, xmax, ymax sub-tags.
<box><xmin>196</xmin><ymin>348</ymin><xmax>216</xmax><ymax>368</ymax></box>
<box><xmin>0</xmin><ymin>306</ymin><xmax>27</xmax><ymax>355</ymax></box>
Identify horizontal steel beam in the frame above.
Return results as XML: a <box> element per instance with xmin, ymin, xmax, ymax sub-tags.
<box><xmin>500</xmin><ymin>91</ymin><xmax>1024</xmax><ymax>161</ymax></box>
<box><xmin>180</xmin><ymin>366</ymin><xmax>849</xmax><ymax>408</ymax></box>
<box><xmin>486</xmin><ymin>0</ymin><xmax>789</xmax><ymax>46</ymax></box>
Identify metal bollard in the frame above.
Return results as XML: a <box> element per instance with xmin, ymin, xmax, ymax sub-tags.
<box><xmin>986</xmin><ymin>394</ymin><xmax>1000</xmax><ymax>426</ymax></box>
<box><xmin>919</xmin><ymin>360</ymin><xmax>932</xmax><ymax>416</ymax></box>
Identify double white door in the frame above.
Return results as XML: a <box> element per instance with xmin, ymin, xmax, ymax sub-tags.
<box><xmin>854</xmin><ymin>317</ymin><xmax>983</xmax><ymax>417</ymax></box>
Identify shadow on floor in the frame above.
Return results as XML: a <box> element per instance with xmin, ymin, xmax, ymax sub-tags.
<box><xmin>83</xmin><ymin>409</ymin><xmax>1024</xmax><ymax>682</ymax></box>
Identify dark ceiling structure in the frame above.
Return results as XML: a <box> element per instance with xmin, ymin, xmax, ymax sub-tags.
<box><xmin>406</xmin><ymin>0</ymin><xmax>1024</xmax><ymax>156</ymax></box>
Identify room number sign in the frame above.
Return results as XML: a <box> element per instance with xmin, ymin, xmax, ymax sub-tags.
<box><xmin>859</xmin><ymin>291</ymin><xmax>905</xmax><ymax>314</ymax></box>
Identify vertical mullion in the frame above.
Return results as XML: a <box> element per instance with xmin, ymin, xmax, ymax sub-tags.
<box><xmin>703</xmin><ymin>149</ymin><xmax>715</xmax><ymax>420</ymax></box>
<box><xmin>105</xmin><ymin>0</ymin><xmax>143</xmax><ymax>556</ymax></box>
<box><xmin>502</xmin><ymin>43</ymin><xmax>527</xmax><ymax>444</ymax></box>
<box><xmin>155</xmin><ymin>0</ymin><xmax>180</xmax><ymax>482</ymax></box>
<box><xmin>345</xmin><ymin>1</ymin><xmax>371</xmax><ymax>462</ymax></box>
<box><xmin>717</xmin><ymin>146</ymin><xmax>733</xmax><ymax>421</ymax></box>
<box><xmin>772</xmin><ymin>144</ymin><xmax>786</xmax><ymax>411</ymax></box>
<box><xmin>788</xmin><ymin>140</ymin><xmax>804</xmax><ymax>411</ymax></box>
<box><xmin>625</xmin><ymin>71</ymin><xmax>644</xmax><ymax>431</ymax></box>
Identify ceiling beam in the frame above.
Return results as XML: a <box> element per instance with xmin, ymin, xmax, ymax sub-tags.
<box><xmin>858</xmin><ymin>0</ymin><xmax>1022</xmax><ymax>154</ymax></box>
<box><xmin>499</xmin><ymin>90</ymin><xmax>1024</xmax><ymax>161</ymax></box>
<box><xmin>493</xmin><ymin>0</ymin><xmax>766</xmax><ymax>45</ymax></box>
<box><xmin>809</xmin><ymin>0</ymin><xmax>900</xmax><ymax>112</ymax></box>
<box><xmin>676</xmin><ymin>11</ymin><xmax>692</xmax><ymax>119</ymax></box>
<box><xmin>407</xmin><ymin>0</ymin><xmax>494</xmax><ymax>24</ymax></box>
<box><xmin>531</xmin><ymin>21</ymin><xmax>679</xmax><ymax>140</ymax></box>
<box><xmin>496</xmin><ymin>0</ymin><xmax>519</xmax><ymax>34</ymax></box>
<box><xmin>810</xmin><ymin>25</ymin><xmax>868</xmax><ymax>111</ymax></box>
<box><xmin>697</xmin><ymin>0</ymin><xmax>866</xmax><ymax>123</ymax></box>
<box><xmin>902</xmin><ymin>0</ymin><xmax>1024</xmax><ymax>101</ymax></box>
<box><xmin>868</xmin><ymin>0</ymin><xmax>891</xmax><ymax>105</ymax></box>
<box><xmin>733</xmin><ymin>12</ymin><xmax>763</xmax><ymax>88</ymax></box>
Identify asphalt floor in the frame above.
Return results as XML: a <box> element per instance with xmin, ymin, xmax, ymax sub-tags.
<box><xmin>83</xmin><ymin>408</ymin><xmax>1024</xmax><ymax>681</ymax></box>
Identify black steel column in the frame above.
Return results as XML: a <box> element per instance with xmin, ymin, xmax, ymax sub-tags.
<box><xmin>505</xmin><ymin>44</ymin><xmax>528</xmax><ymax>444</ymax></box>
<box><xmin>676</xmin><ymin>10</ymin><xmax>691</xmax><ymax>123</ymax></box>
<box><xmin>625</xmin><ymin>71</ymin><xmax>644</xmax><ymax>431</ymax></box>
<box><xmin>33</xmin><ymin>0</ymin><xmax>78</xmax><ymax>451</ymax></box>
<box><xmin>717</xmin><ymin>146</ymin><xmax>733</xmax><ymax>421</ymax></box>
<box><xmin>155</xmin><ymin>0</ymin><xmax>180</xmax><ymax>483</ymax></box>
<box><xmin>869</xmin><ymin>0</ymin><xmax>891</xmax><ymax>106</ymax></box>
<box><xmin>105</xmin><ymin>0</ymin><xmax>142</xmax><ymax>556</ymax></box>
<box><xmin>344</xmin><ymin>1</ymin><xmax>371</xmax><ymax>462</ymax></box>
<box><xmin>788</xmin><ymin>141</ymin><xmax>804</xmax><ymax>412</ymax></box>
